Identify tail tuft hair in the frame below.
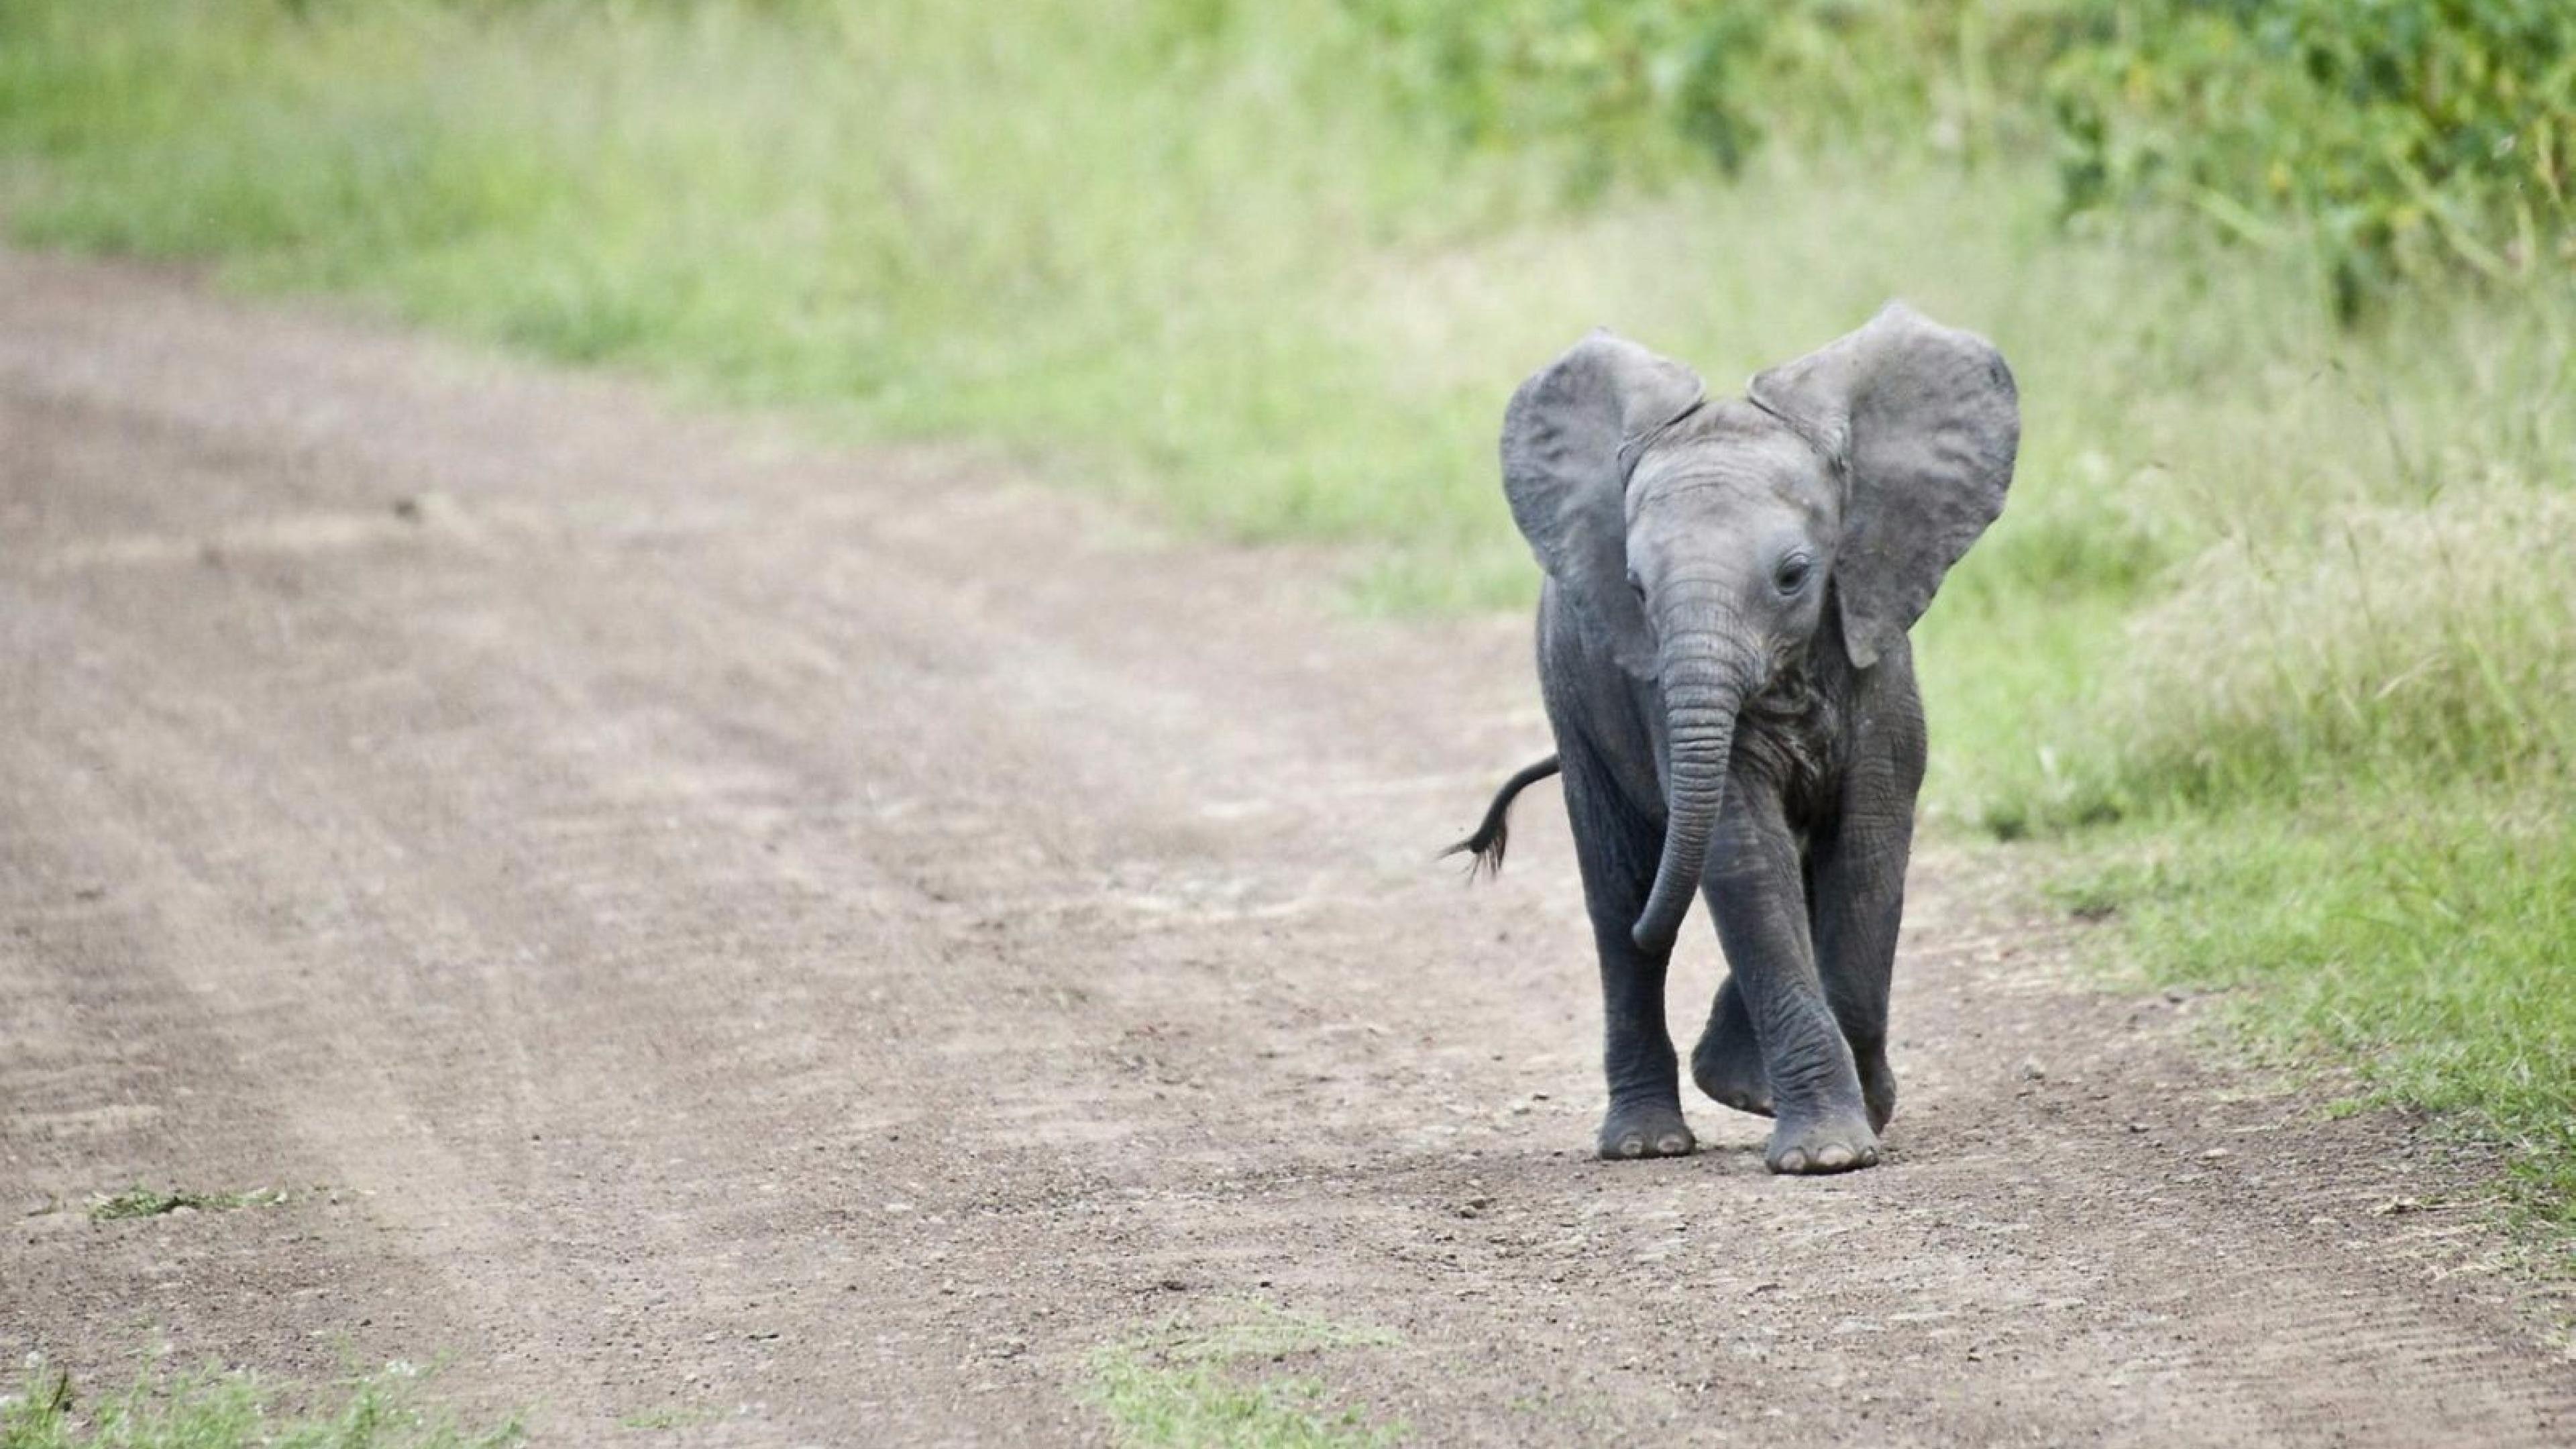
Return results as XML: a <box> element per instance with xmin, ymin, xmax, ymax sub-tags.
<box><xmin>1442</xmin><ymin>755</ymin><xmax>1562</xmax><ymax>879</ymax></box>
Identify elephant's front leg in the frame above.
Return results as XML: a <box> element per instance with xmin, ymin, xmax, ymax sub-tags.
<box><xmin>1811</xmin><ymin>795</ymin><xmax>1913</xmax><ymax>1134</ymax></box>
<box><xmin>1811</xmin><ymin>701</ymin><xmax>1927</xmax><ymax>1132</ymax></box>
<box><xmin>1705</xmin><ymin>780</ymin><xmax>1878</xmax><ymax>1173</ymax></box>
<box><xmin>1562</xmin><ymin>753</ymin><xmax>1695</xmax><ymax>1159</ymax></box>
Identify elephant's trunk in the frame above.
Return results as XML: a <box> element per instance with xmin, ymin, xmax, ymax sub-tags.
<box><xmin>1630</xmin><ymin>640</ymin><xmax>1748</xmax><ymax>956</ymax></box>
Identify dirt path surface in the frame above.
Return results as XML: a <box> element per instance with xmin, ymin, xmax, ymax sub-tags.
<box><xmin>3</xmin><ymin>250</ymin><xmax>2572</xmax><ymax>1446</ymax></box>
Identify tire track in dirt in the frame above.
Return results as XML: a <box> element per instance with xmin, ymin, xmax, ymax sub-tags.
<box><xmin>3</xmin><ymin>250</ymin><xmax>2571</xmax><ymax>1445</ymax></box>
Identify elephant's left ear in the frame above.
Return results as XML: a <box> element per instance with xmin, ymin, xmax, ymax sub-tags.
<box><xmin>1748</xmin><ymin>303</ymin><xmax>2019</xmax><ymax>669</ymax></box>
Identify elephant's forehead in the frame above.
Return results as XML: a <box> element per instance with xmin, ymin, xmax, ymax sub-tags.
<box><xmin>1627</xmin><ymin>421</ymin><xmax>1833</xmax><ymax>520</ymax></box>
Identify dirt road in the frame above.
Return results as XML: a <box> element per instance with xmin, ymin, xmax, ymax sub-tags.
<box><xmin>3</xmin><ymin>251</ymin><xmax>2571</xmax><ymax>1446</ymax></box>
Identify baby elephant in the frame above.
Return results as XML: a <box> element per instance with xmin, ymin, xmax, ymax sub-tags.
<box><xmin>1453</xmin><ymin>305</ymin><xmax>2017</xmax><ymax>1174</ymax></box>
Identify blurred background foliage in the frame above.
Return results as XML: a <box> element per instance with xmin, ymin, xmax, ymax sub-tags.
<box><xmin>2048</xmin><ymin>0</ymin><xmax>2574</xmax><ymax>314</ymax></box>
<box><xmin>0</xmin><ymin>0</ymin><xmax>2568</xmax><ymax>1235</ymax></box>
<box><xmin>1350</xmin><ymin>0</ymin><xmax>2573</xmax><ymax>311</ymax></box>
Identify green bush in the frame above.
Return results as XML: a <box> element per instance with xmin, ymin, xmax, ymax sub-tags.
<box><xmin>1341</xmin><ymin>0</ymin><xmax>1776</xmax><ymax>196</ymax></box>
<box><xmin>2047</xmin><ymin>0</ymin><xmax>2576</xmax><ymax>315</ymax></box>
<box><xmin>1343</xmin><ymin>1</ymin><xmax>2576</xmax><ymax>310</ymax></box>
<box><xmin>1338</xmin><ymin>1</ymin><xmax>2088</xmax><ymax>193</ymax></box>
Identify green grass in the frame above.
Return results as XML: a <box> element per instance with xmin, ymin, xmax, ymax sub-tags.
<box><xmin>1</xmin><ymin>1</ymin><xmax>2571</xmax><ymax>1234</ymax></box>
<box><xmin>0</xmin><ymin>1360</ymin><xmax>519</xmax><ymax>1449</ymax></box>
<box><xmin>1084</xmin><ymin>1305</ymin><xmax>1404</xmax><ymax>1448</ymax></box>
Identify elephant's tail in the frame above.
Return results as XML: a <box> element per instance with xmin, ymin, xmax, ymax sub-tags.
<box><xmin>1442</xmin><ymin>755</ymin><xmax>1562</xmax><ymax>879</ymax></box>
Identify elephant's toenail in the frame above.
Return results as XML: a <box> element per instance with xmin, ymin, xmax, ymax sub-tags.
<box><xmin>1778</xmin><ymin>1149</ymin><xmax>1807</xmax><ymax>1172</ymax></box>
<box><xmin>1817</xmin><ymin>1144</ymin><xmax>1854</xmax><ymax>1169</ymax></box>
<box><xmin>1658</xmin><ymin>1134</ymin><xmax>1688</xmax><ymax>1155</ymax></box>
<box><xmin>1619</xmin><ymin>1138</ymin><xmax>1645</xmax><ymax>1158</ymax></box>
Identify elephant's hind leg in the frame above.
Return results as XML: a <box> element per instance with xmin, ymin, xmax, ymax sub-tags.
<box><xmin>1690</xmin><ymin>975</ymin><xmax>1772</xmax><ymax>1118</ymax></box>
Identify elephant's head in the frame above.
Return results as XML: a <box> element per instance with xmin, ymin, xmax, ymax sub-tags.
<box><xmin>1502</xmin><ymin>303</ymin><xmax>2018</xmax><ymax>956</ymax></box>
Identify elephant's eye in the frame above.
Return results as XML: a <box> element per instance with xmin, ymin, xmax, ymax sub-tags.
<box><xmin>1627</xmin><ymin>572</ymin><xmax>1647</xmax><ymax>602</ymax></box>
<box><xmin>1774</xmin><ymin>557</ymin><xmax>1813</xmax><ymax>594</ymax></box>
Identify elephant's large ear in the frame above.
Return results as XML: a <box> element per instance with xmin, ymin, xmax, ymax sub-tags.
<box><xmin>1501</xmin><ymin>331</ymin><xmax>1705</xmax><ymax>676</ymax></box>
<box><xmin>1749</xmin><ymin>303</ymin><xmax>2018</xmax><ymax>669</ymax></box>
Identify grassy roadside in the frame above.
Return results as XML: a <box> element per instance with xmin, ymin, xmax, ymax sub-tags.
<box><xmin>0</xmin><ymin>1360</ymin><xmax>519</xmax><ymax>1449</ymax></box>
<box><xmin>1</xmin><ymin>1</ymin><xmax>2568</xmax><ymax>1238</ymax></box>
<box><xmin>2049</xmin><ymin>802</ymin><xmax>2576</xmax><ymax>1240</ymax></box>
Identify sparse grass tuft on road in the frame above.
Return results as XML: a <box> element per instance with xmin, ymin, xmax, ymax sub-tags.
<box><xmin>614</xmin><ymin>1405</ymin><xmax>724</xmax><ymax>1432</ymax></box>
<box><xmin>1085</xmin><ymin>1304</ymin><xmax>1404</xmax><ymax>1448</ymax></box>
<box><xmin>0</xmin><ymin>1359</ymin><xmax>519</xmax><ymax>1449</ymax></box>
<box><xmin>87</xmin><ymin>1187</ymin><xmax>288</xmax><ymax>1222</ymax></box>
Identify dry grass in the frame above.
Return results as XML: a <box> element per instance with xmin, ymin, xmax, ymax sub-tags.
<box><xmin>2111</xmin><ymin>492</ymin><xmax>2576</xmax><ymax>808</ymax></box>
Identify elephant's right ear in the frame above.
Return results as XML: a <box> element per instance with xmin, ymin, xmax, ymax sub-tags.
<box><xmin>1501</xmin><ymin>331</ymin><xmax>1704</xmax><ymax>677</ymax></box>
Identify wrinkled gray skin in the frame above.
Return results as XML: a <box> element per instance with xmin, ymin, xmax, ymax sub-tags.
<box><xmin>1481</xmin><ymin>304</ymin><xmax>2017</xmax><ymax>1175</ymax></box>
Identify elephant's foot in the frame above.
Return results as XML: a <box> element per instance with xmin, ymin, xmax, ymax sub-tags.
<box><xmin>1764</xmin><ymin>1108</ymin><xmax>1880</xmax><ymax>1175</ymax></box>
<box><xmin>1597</xmin><ymin>1099</ymin><xmax>1696</xmax><ymax>1160</ymax></box>
<box><xmin>1689</xmin><ymin>1026</ymin><xmax>1772</xmax><ymax>1119</ymax></box>
<box><xmin>1857</xmin><ymin>1047</ymin><xmax>1898</xmax><ymax>1134</ymax></box>
<box><xmin>1690</xmin><ymin>985</ymin><xmax>1773</xmax><ymax>1118</ymax></box>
